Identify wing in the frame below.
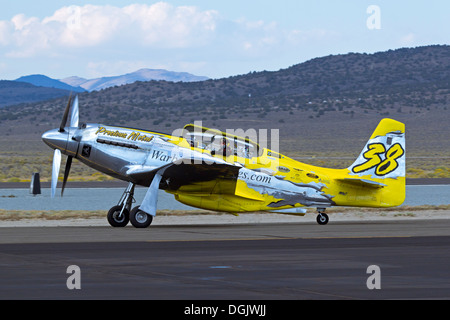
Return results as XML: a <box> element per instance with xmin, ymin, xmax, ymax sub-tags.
<box><xmin>163</xmin><ymin>161</ymin><xmax>241</xmax><ymax>191</ymax></box>
<box><xmin>126</xmin><ymin>151</ymin><xmax>242</xmax><ymax>216</ymax></box>
<box><xmin>125</xmin><ymin>152</ymin><xmax>241</xmax><ymax>189</ymax></box>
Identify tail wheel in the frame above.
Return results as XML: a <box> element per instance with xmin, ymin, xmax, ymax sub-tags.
<box><xmin>316</xmin><ymin>213</ymin><xmax>329</xmax><ymax>225</ymax></box>
<box><xmin>107</xmin><ymin>205</ymin><xmax>130</xmax><ymax>227</ymax></box>
<box><xmin>130</xmin><ymin>206</ymin><xmax>153</xmax><ymax>228</ymax></box>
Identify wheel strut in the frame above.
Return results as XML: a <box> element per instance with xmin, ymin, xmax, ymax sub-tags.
<box><xmin>107</xmin><ymin>182</ymin><xmax>136</xmax><ymax>227</ymax></box>
<box><xmin>117</xmin><ymin>182</ymin><xmax>136</xmax><ymax>218</ymax></box>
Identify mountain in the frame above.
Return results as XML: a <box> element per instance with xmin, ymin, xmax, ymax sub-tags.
<box><xmin>57</xmin><ymin>45</ymin><xmax>447</xmax><ymax>121</ymax></box>
<box><xmin>0</xmin><ymin>45</ymin><xmax>448</xmax><ymax>157</ymax></box>
<box><xmin>1</xmin><ymin>68</ymin><xmax>208</xmax><ymax>107</ymax></box>
<box><xmin>15</xmin><ymin>74</ymin><xmax>86</xmax><ymax>93</ymax></box>
<box><xmin>60</xmin><ymin>68</ymin><xmax>209</xmax><ymax>92</ymax></box>
<box><xmin>58</xmin><ymin>76</ymin><xmax>88</xmax><ymax>88</ymax></box>
<box><xmin>0</xmin><ymin>80</ymin><xmax>72</xmax><ymax>108</ymax></box>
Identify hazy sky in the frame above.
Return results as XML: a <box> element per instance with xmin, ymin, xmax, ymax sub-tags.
<box><xmin>1</xmin><ymin>0</ymin><xmax>448</xmax><ymax>80</ymax></box>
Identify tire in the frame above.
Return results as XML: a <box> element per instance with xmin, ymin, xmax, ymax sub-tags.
<box><xmin>107</xmin><ymin>205</ymin><xmax>130</xmax><ymax>227</ymax></box>
<box><xmin>316</xmin><ymin>213</ymin><xmax>329</xmax><ymax>225</ymax></box>
<box><xmin>130</xmin><ymin>206</ymin><xmax>153</xmax><ymax>228</ymax></box>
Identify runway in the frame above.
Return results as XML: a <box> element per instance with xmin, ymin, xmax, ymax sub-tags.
<box><xmin>1</xmin><ymin>220</ymin><xmax>450</xmax><ymax>300</ymax></box>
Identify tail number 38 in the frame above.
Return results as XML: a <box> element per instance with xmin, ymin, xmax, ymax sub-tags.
<box><xmin>353</xmin><ymin>143</ymin><xmax>404</xmax><ymax>176</ymax></box>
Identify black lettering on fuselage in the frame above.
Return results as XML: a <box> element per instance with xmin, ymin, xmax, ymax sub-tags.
<box><xmin>238</xmin><ymin>171</ymin><xmax>272</xmax><ymax>184</ymax></box>
<box><xmin>151</xmin><ymin>150</ymin><xmax>172</xmax><ymax>162</ymax></box>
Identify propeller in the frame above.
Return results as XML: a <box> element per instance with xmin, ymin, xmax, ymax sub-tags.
<box><xmin>60</xmin><ymin>95</ymin><xmax>78</xmax><ymax>196</ymax></box>
<box><xmin>59</xmin><ymin>94</ymin><xmax>79</xmax><ymax>131</ymax></box>
<box><xmin>59</xmin><ymin>95</ymin><xmax>72</xmax><ymax>132</ymax></box>
<box><xmin>50</xmin><ymin>94</ymin><xmax>79</xmax><ymax>198</ymax></box>
<box><xmin>61</xmin><ymin>156</ymin><xmax>72</xmax><ymax>197</ymax></box>
<box><xmin>70</xmin><ymin>95</ymin><xmax>79</xmax><ymax>128</ymax></box>
<box><xmin>51</xmin><ymin>149</ymin><xmax>61</xmax><ymax>198</ymax></box>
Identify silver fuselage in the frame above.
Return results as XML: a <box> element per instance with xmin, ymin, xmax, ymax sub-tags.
<box><xmin>42</xmin><ymin>123</ymin><xmax>182</xmax><ymax>187</ymax></box>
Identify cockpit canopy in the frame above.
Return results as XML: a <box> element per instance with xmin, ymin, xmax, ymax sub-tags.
<box><xmin>182</xmin><ymin>124</ymin><xmax>262</xmax><ymax>159</ymax></box>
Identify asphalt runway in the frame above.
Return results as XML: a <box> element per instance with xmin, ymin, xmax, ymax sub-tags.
<box><xmin>1</xmin><ymin>220</ymin><xmax>450</xmax><ymax>300</ymax></box>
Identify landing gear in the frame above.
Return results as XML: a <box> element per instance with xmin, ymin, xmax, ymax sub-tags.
<box><xmin>316</xmin><ymin>207</ymin><xmax>329</xmax><ymax>225</ymax></box>
<box><xmin>130</xmin><ymin>206</ymin><xmax>153</xmax><ymax>228</ymax></box>
<box><xmin>107</xmin><ymin>182</ymin><xmax>135</xmax><ymax>228</ymax></box>
<box><xmin>106</xmin><ymin>182</ymin><xmax>154</xmax><ymax>228</ymax></box>
<box><xmin>107</xmin><ymin>205</ymin><xmax>129</xmax><ymax>227</ymax></box>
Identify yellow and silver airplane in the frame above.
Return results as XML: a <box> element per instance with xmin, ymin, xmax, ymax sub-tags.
<box><xmin>42</xmin><ymin>96</ymin><xmax>405</xmax><ymax>227</ymax></box>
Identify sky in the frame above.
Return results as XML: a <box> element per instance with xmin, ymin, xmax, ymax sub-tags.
<box><xmin>0</xmin><ymin>0</ymin><xmax>449</xmax><ymax>80</ymax></box>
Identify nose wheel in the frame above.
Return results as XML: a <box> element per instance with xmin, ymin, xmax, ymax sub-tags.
<box><xmin>316</xmin><ymin>208</ymin><xmax>329</xmax><ymax>225</ymax></box>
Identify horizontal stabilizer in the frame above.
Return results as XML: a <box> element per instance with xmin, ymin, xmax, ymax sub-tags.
<box><xmin>337</xmin><ymin>178</ymin><xmax>387</xmax><ymax>189</ymax></box>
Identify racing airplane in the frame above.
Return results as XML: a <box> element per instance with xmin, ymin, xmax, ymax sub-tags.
<box><xmin>42</xmin><ymin>96</ymin><xmax>405</xmax><ymax>227</ymax></box>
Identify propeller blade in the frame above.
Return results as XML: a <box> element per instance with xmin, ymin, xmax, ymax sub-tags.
<box><xmin>70</xmin><ymin>95</ymin><xmax>79</xmax><ymax>128</ymax></box>
<box><xmin>59</xmin><ymin>95</ymin><xmax>72</xmax><ymax>132</ymax></box>
<box><xmin>61</xmin><ymin>156</ymin><xmax>73</xmax><ymax>197</ymax></box>
<box><xmin>51</xmin><ymin>149</ymin><xmax>61</xmax><ymax>198</ymax></box>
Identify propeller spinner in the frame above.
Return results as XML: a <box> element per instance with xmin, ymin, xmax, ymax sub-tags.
<box><xmin>42</xmin><ymin>95</ymin><xmax>80</xmax><ymax>198</ymax></box>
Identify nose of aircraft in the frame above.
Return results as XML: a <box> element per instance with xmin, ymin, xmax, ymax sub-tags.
<box><xmin>42</xmin><ymin>128</ymin><xmax>69</xmax><ymax>152</ymax></box>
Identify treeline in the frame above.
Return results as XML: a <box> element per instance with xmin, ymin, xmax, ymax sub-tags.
<box><xmin>0</xmin><ymin>45</ymin><xmax>449</xmax><ymax>127</ymax></box>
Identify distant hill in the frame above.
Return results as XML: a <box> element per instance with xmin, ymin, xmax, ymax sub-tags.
<box><xmin>76</xmin><ymin>45</ymin><xmax>448</xmax><ymax>110</ymax></box>
<box><xmin>1</xmin><ymin>69</ymin><xmax>208</xmax><ymax>107</ymax></box>
<box><xmin>15</xmin><ymin>75</ymin><xmax>86</xmax><ymax>93</ymax></box>
<box><xmin>0</xmin><ymin>80</ymin><xmax>71</xmax><ymax>108</ymax></box>
<box><xmin>0</xmin><ymin>45</ymin><xmax>448</xmax><ymax>157</ymax></box>
<box><xmin>60</xmin><ymin>68</ymin><xmax>209</xmax><ymax>92</ymax></box>
<box><xmin>49</xmin><ymin>45</ymin><xmax>448</xmax><ymax>125</ymax></box>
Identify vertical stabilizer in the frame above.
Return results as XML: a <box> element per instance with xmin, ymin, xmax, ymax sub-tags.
<box><xmin>349</xmin><ymin>118</ymin><xmax>405</xmax><ymax>179</ymax></box>
<box><xmin>347</xmin><ymin>118</ymin><xmax>406</xmax><ymax>206</ymax></box>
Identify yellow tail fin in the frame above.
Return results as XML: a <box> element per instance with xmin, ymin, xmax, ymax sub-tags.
<box><xmin>347</xmin><ymin>118</ymin><xmax>406</xmax><ymax>207</ymax></box>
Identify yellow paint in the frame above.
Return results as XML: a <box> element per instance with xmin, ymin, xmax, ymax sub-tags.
<box><xmin>165</xmin><ymin>118</ymin><xmax>406</xmax><ymax>213</ymax></box>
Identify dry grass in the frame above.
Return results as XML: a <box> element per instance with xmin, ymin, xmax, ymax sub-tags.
<box><xmin>0</xmin><ymin>209</ymin><xmax>221</xmax><ymax>221</ymax></box>
<box><xmin>0</xmin><ymin>210</ymin><xmax>106</xmax><ymax>221</ymax></box>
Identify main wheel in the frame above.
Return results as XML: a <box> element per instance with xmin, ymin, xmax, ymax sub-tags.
<box><xmin>107</xmin><ymin>205</ymin><xmax>130</xmax><ymax>227</ymax></box>
<box><xmin>316</xmin><ymin>213</ymin><xmax>329</xmax><ymax>225</ymax></box>
<box><xmin>130</xmin><ymin>206</ymin><xmax>153</xmax><ymax>228</ymax></box>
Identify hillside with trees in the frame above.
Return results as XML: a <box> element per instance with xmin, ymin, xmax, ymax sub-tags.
<box><xmin>0</xmin><ymin>81</ymin><xmax>73</xmax><ymax>108</ymax></box>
